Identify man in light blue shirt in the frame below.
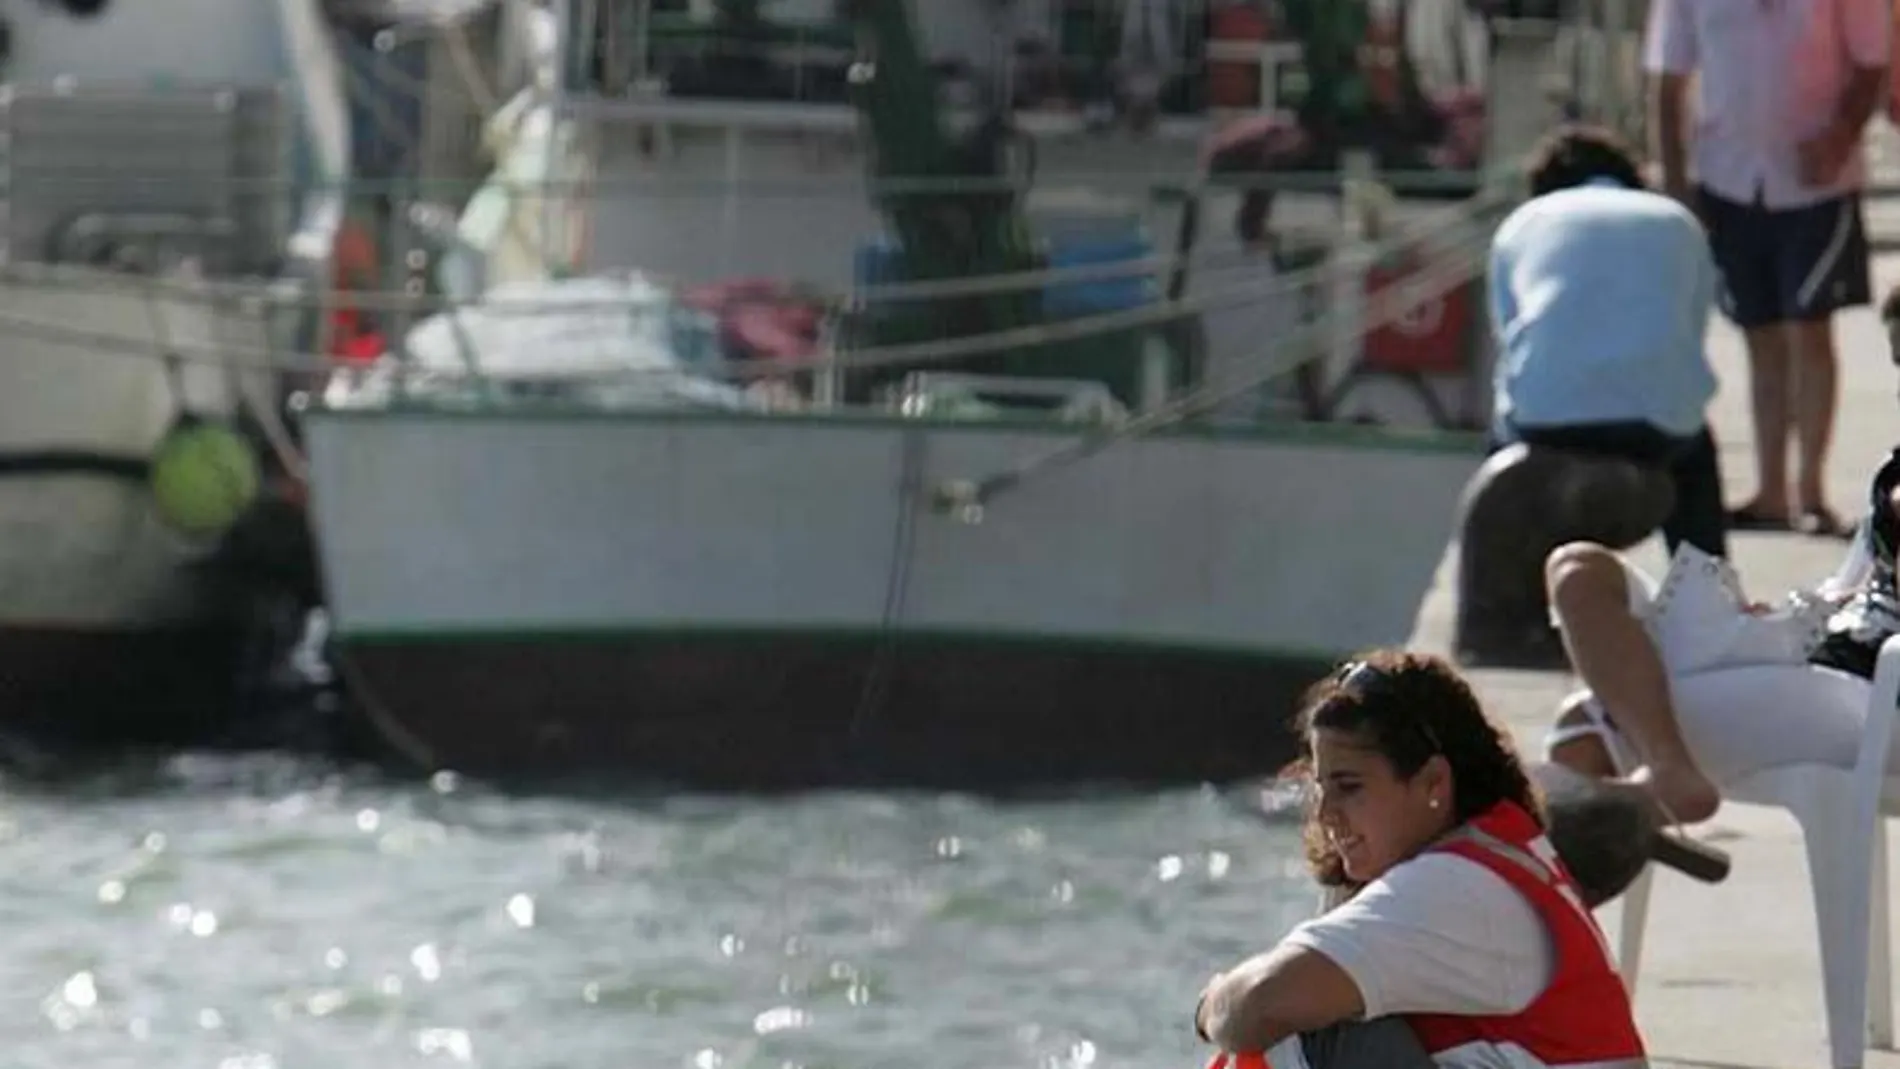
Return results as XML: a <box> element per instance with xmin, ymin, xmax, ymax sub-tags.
<box><xmin>1490</xmin><ymin>124</ymin><xmax>1727</xmax><ymax>558</ymax></box>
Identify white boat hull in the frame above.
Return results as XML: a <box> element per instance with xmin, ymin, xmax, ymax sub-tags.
<box><xmin>0</xmin><ymin>0</ymin><xmax>362</xmax><ymax>739</ymax></box>
<box><xmin>0</xmin><ymin>275</ymin><xmax>280</xmax><ymax>740</ymax></box>
<box><xmin>301</xmin><ymin>404</ymin><xmax>1479</xmax><ymax>785</ymax></box>
<box><xmin>0</xmin><ymin>277</ymin><xmax>275</xmax><ymax>625</ymax></box>
<box><xmin>0</xmin><ymin>477</ymin><xmax>221</xmax><ymax>630</ymax></box>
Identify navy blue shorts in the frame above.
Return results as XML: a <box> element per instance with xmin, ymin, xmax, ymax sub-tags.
<box><xmin>1697</xmin><ymin>186</ymin><xmax>1872</xmax><ymax>328</ymax></box>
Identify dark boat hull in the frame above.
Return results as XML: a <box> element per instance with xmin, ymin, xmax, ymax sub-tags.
<box><xmin>0</xmin><ymin>624</ymin><xmax>248</xmax><ymax>748</ymax></box>
<box><xmin>339</xmin><ymin>632</ymin><xmax>1324</xmax><ymax>790</ymax></box>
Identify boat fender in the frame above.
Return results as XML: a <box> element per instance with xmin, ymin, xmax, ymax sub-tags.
<box><xmin>148</xmin><ymin>415</ymin><xmax>263</xmax><ymax>538</ymax></box>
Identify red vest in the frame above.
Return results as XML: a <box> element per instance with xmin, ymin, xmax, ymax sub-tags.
<box><xmin>1408</xmin><ymin>802</ymin><xmax>1648</xmax><ymax>1068</ymax></box>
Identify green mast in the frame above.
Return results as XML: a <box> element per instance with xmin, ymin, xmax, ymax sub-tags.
<box><xmin>840</xmin><ymin>0</ymin><xmax>1043</xmax><ymax>340</ymax></box>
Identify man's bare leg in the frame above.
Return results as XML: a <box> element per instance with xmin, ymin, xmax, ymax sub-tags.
<box><xmin>1788</xmin><ymin>317</ymin><xmax>1839</xmax><ymax>519</ymax></box>
<box><xmin>1544</xmin><ymin>542</ymin><xmax>1721</xmax><ymax>822</ymax></box>
<box><xmin>1734</xmin><ymin>324</ymin><xmax>1795</xmax><ymax>521</ymax></box>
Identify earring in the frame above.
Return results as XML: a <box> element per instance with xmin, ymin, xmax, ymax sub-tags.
<box><xmin>1428</xmin><ymin>798</ymin><xmax>1441</xmax><ymax>810</ymax></box>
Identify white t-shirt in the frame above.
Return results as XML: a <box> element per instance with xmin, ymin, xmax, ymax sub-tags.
<box><xmin>1282</xmin><ymin>853</ymin><xmax>1554</xmax><ymax>1020</ymax></box>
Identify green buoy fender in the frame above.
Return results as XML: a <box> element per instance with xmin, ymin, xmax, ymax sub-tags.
<box><xmin>147</xmin><ymin>415</ymin><xmax>263</xmax><ymax>538</ymax></box>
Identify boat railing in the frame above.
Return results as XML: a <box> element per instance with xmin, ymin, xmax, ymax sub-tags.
<box><xmin>0</xmin><ymin>62</ymin><xmax>347</xmax><ymax>471</ymax></box>
<box><xmin>0</xmin><ymin>85</ymin><xmax>295</xmax><ymax>277</ymax></box>
<box><xmin>0</xmin><ymin>153</ymin><xmax>1507</xmax><ymax>443</ymax></box>
<box><xmin>269</xmin><ymin>149</ymin><xmax>1506</xmax><ymax>428</ymax></box>
<box><xmin>0</xmin><ymin>6</ymin><xmax>1651</xmax><ymax>446</ymax></box>
<box><xmin>0</xmin><ymin>80</ymin><xmax>318</xmax><ymax>391</ymax></box>
<box><xmin>892</xmin><ymin>373</ymin><xmax>1132</xmax><ymax>426</ymax></box>
<box><xmin>311</xmin><ymin>0</ymin><xmax>1571</xmax><ymax>428</ymax></box>
<box><xmin>0</xmin><ymin>5</ymin><xmax>1556</xmax><ymax>438</ymax></box>
<box><xmin>562</xmin><ymin>0</ymin><xmax>1641</xmax><ymax>138</ymax></box>
<box><xmin>0</xmin><ymin>11</ymin><xmax>1599</xmax><ymax>433</ymax></box>
<box><xmin>569</xmin><ymin>0</ymin><xmax>1217</xmax><ymax>121</ymax></box>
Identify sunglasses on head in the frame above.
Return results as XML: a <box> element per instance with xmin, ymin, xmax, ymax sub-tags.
<box><xmin>1333</xmin><ymin>659</ymin><xmax>1443</xmax><ymax>757</ymax></box>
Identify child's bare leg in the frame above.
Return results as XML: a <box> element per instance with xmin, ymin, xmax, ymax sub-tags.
<box><xmin>1545</xmin><ymin>543</ymin><xmax>1720</xmax><ymax>823</ymax></box>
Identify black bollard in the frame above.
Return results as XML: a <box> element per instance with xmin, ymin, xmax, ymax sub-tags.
<box><xmin>1455</xmin><ymin>445</ymin><xmax>1675</xmax><ymax>669</ymax></box>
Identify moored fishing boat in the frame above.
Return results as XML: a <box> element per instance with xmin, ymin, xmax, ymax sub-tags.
<box><xmin>0</xmin><ymin>0</ymin><xmax>352</xmax><ymax>742</ymax></box>
<box><xmin>296</xmin><ymin>1</ymin><xmax>1613</xmax><ymax>787</ymax></box>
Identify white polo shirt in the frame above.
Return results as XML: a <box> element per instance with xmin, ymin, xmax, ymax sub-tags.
<box><xmin>1644</xmin><ymin>0</ymin><xmax>1891</xmax><ymax>209</ymax></box>
<box><xmin>1282</xmin><ymin>852</ymin><xmax>1552</xmax><ymax>1019</ymax></box>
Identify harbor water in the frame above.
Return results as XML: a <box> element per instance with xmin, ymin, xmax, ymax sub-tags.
<box><xmin>0</xmin><ymin>754</ymin><xmax>1314</xmax><ymax>1069</ymax></box>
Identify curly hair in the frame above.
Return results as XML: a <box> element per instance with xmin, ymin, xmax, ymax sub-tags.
<box><xmin>1524</xmin><ymin>123</ymin><xmax>1646</xmax><ymax>197</ymax></box>
<box><xmin>1289</xmin><ymin>649</ymin><xmax>1546</xmax><ymax>890</ymax></box>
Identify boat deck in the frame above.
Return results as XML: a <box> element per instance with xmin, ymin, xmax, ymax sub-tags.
<box><xmin>576</xmin><ymin>110</ymin><xmax>1495</xmax><ymax>427</ymax></box>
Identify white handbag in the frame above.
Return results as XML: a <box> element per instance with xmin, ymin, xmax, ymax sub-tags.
<box><xmin>1642</xmin><ymin>544</ymin><xmax>1833</xmax><ymax>676</ymax></box>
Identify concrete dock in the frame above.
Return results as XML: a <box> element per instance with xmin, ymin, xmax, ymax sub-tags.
<box><xmin>1405</xmin><ymin>252</ymin><xmax>1900</xmax><ymax>1067</ymax></box>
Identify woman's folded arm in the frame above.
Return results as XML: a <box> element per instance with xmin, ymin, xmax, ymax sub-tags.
<box><xmin>1197</xmin><ymin>942</ymin><xmax>1364</xmax><ymax>1052</ymax></box>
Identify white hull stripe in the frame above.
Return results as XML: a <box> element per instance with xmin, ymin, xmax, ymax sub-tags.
<box><xmin>1795</xmin><ymin>198</ymin><xmax>1856</xmax><ymax>312</ymax></box>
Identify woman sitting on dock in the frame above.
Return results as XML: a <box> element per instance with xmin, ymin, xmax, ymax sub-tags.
<box><xmin>1194</xmin><ymin>650</ymin><xmax>1647</xmax><ymax>1069</ymax></box>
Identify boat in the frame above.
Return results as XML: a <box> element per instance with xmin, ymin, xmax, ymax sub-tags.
<box><xmin>0</xmin><ymin>0</ymin><xmax>355</xmax><ymax>744</ymax></box>
<box><xmin>296</xmin><ymin>1</ymin><xmax>1615</xmax><ymax>788</ymax></box>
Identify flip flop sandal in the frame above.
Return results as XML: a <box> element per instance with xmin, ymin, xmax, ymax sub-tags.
<box><xmin>1795</xmin><ymin>507</ymin><xmax>1854</xmax><ymax>540</ymax></box>
<box><xmin>1727</xmin><ymin>505</ymin><xmax>1791</xmax><ymax>531</ymax></box>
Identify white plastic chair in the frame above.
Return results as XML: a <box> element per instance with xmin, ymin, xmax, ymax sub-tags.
<box><xmin>1615</xmin><ymin>635</ymin><xmax>1900</xmax><ymax>1069</ymax></box>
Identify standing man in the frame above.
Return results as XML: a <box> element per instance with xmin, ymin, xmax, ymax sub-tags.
<box><xmin>1646</xmin><ymin>0</ymin><xmax>1890</xmax><ymax>538</ymax></box>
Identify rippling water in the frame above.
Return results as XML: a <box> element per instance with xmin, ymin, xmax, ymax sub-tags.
<box><xmin>0</xmin><ymin>754</ymin><xmax>1315</xmax><ymax>1069</ymax></box>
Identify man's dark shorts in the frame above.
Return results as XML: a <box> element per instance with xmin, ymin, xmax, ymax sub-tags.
<box><xmin>1698</xmin><ymin>185</ymin><xmax>1872</xmax><ymax>328</ymax></box>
